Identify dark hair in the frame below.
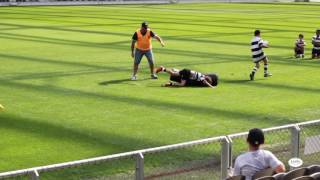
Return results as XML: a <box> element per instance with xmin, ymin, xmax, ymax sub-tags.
<box><xmin>206</xmin><ymin>74</ymin><xmax>218</xmax><ymax>86</ymax></box>
<box><xmin>254</xmin><ymin>30</ymin><xmax>260</xmax><ymax>36</ymax></box>
<box><xmin>247</xmin><ymin>128</ymin><xmax>264</xmax><ymax>147</ymax></box>
<box><xmin>141</xmin><ymin>21</ymin><xmax>148</xmax><ymax>28</ymax></box>
<box><xmin>299</xmin><ymin>34</ymin><xmax>304</xmax><ymax>38</ymax></box>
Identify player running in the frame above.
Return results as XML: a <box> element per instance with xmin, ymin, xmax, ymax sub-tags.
<box><xmin>249</xmin><ymin>30</ymin><xmax>272</xmax><ymax>81</ymax></box>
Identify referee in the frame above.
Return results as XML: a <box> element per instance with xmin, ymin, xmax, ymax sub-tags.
<box><xmin>130</xmin><ymin>22</ymin><xmax>165</xmax><ymax>80</ymax></box>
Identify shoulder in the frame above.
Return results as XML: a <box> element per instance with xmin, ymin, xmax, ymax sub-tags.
<box><xmin>260</xmin><ymin>149</ymin><xmax>276</xmax><ymax>158</ymax></box>
<box><xmin>149</xmin><ymin>30</ymin><xmax>155</xmax><ymax>37</ymax></box>
<box><xmin>235</xmin><ymin>152</ymin><xmax>250</xmax><ymax>162</ymax></box>
<box><xmin>179</xmin><ymin>69</ymin><xmax>190</xmax><ymax>76</ymax></box>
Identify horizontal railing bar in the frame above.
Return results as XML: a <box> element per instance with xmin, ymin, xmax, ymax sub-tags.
<box><xmin>140</xmin><ymin>136</ymin><xmax>225</xmax><ymax>154</ymax></box>
<box><xmin>0</xmin><ymin>136</ymin><xmax>224</xmax><ymax>178</ymax></box>
<box><xmin>297</xmin><ymin>119</ymin><xmax>320</xmax><ymax>126</ymax></box>
<box><xmin>228</xmin><ymin>123</ymin><xmax>299</xmax><ymax>138</ymax></box>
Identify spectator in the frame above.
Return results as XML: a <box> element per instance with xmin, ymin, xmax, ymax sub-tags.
<box><xmin>233</xmin><ymin>128</ymin><xmax>286</xmax><ymax>180</ymax></box>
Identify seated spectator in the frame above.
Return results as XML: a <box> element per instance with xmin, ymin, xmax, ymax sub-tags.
<box><xmin>233</xmin><ymin>128</ymin><xmax>286</xmax><ymax>180</ymax></box>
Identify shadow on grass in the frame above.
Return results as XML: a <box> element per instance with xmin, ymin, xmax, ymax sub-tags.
<box><xmin>99</xmin><ymin>78</ymin><xmax>131</xmax><ymax>85</ymax></box>
<box><xmin>221</xmin><ymin>79</ymin><xmax>320</xmax><ymax>94</ymax></box>
<box><xmin>98</xmin><ymin>78</ymin><xmax>150</xmax><ymax>86</ymax></box>
<box><xmin>0</xmin><ymin>113</ymin><xmax>160</xmax><ymax>155</ymax></box>
<box><xmin>0</xmin><ymin>79</ymin><xmax>298</xmax><ymax>126</ymax></box>
<box><xmin>0</xmin><ymin>112</ymin><xmax>224</xmax><ymax>178</ymax></box>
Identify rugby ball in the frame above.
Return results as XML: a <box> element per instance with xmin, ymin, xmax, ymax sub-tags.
<box><xmin>0</xmin><ymin>104</ymin><xmax>4</xmax><ymax>111</ymax></box>
<box><xmin>262</xmin><ymin>40</ymin><xmax>269</xmax><ymax>47</ymax></box>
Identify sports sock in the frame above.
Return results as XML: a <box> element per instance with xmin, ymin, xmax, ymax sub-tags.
<box><xmin>251</xmin><ymin>67</ymin><xmax>258</xmax><ymax>75</ymax></box>
<box><xmin>264</xmin><ymin>64</ymin><xmax>268</xmax><ymax>74</ymax></box>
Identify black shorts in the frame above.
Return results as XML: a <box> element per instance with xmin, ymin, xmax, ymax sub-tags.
<box><xmin>169</xmin><ymin>73</ymin><xmax>219</xmax><ymax>87</ymax></box>
<box><xmin>295</xmin><ymin>47</ymin><xmax>304</xmax><ymax>55</ymax></box>
<box><xmin>170</xmin><ymin>75</ymin><xmax>204</xmax><ymax>86</ymax></box>
<box><xmin>312</xmin><ymin>48</ymin><xmax>320</xmax><ymax>55</ymax></box>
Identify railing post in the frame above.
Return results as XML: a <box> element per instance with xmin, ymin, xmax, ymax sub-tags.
<box><xmin>30</xmin><ymin>169</ymin><xmax>40</xmax><ymax>180</ymax></box>
<box><xmin>291</xmin><ymin>125</ymin><xmax>300</xmax><ymax>159</ymax></box>
<box><xmin>221</xmin><ymin>136</ymin><xmax>231</xmax><ymax>180</ymax></box>
<box><xmin>135</xmin><ymin>152</ymin><xmax>144</xmax><ymax>180</ymax></box>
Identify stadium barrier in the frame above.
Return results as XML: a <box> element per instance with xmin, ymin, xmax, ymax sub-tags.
<box><xmin>0</xmin><ymin>0</ymin><xmax>296</xmax><ymax>7</ymax></box>
<box><xmin>0</xmin><ymin>120</ymin><xmax>319</xmax><ymax>180</ymax></box>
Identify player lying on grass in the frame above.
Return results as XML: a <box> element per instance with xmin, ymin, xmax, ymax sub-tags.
<box><xmin>155</xmin><ymin>66</ymin><xmax>218</xmax><ymax>88</ymax></box>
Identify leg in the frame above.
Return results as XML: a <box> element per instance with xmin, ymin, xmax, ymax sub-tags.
<box><xmin>132</xmin><ymin>49</ymin><xmax>143</xmax><ymax>80</ymax></box>
<box><xmin>317</xmin><ymin>49</ymin><xmax>320</xmax><ymax>59</ymax></box>
<box><xmin>133</xmin><ymin>64</ymin><xmax>139</xmax><ymax>77</ymax></box>
<box><xmin>165</xmin><ymin>68</ymin><xmax>180</xmax><ymax>76</ymax></box>
<box><xmin>312</xmin><ymin>49</ymin><xmax>316</xmax><ymax>59</ymax></box>
<box><xmin>250</xmin><ymin>61</ymin><xmax>260</xmax><ymax>80</ymax></box>
<box><xmin>262</xmin><ymin>57</ymin><xmax>272</xmax><ymax>77</ymax></box>
<box><xmin>145</xmin><ymin>50</ymin><xmax>157</xmax><ymax>79</ymax></box>
<box><xmin>295</xmin><ymin>47</ymin><xmax>303</xmax><ymax>58</ymax></box>
<box><xmin>294</xmin><ymin>47</ymin><xmax>298</xmax><ymax>58</ymax></box>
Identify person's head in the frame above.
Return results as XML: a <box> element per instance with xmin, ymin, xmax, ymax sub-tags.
<box><xmin>299</xmin><ymin>34</ymin><xmax>304</xmax><ymax>39</ymax></box>
<box><xmin>316</xmin><ymin>29</ymin><xmax>320</xmax><ymax>36</ymax></box>
<box><xmin>204</xmin><ymin>76</ymin><xmax>213</xmax><ymax>84</ymax></box>
<box><xmin>140</xmin><ymin>21</ymin><xmax>149</xmax><ymax>33</ymax></box>
<box><xmin>254</xmin><ymin>30</ymin><xmax>261</xmax><ymax>36</ymax></box>
<box><xmin>247</xmin><ymin>128</ymin><xmax>265</xmax><ymax>150</ymax></box>
<box><xmin>205</xmin><ymin>74</ymin><xmax>218</xmax><ymax>86</ymax></box>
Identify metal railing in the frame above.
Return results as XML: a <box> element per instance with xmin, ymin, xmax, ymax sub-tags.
<box><xmin>0</xmin><ymin>120</ymin><xmax>319</xmax><ymax>180</ymax></box>
<box><xmin>0</xmin><ymin>0</ymin><xmax>288</xmax><ymax>7</ymax></box>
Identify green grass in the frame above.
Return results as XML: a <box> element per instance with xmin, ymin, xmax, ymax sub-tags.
<box><xmin>1</xmin><ymin>2</ymin><xmax>320</xmax><ymax>173</ymax></box>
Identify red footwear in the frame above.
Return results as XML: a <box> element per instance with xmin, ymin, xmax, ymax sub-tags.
<box><xmin>155</xmin><ymin>66</ymin><xmax>165</xmax><ymax>73</ymax></box>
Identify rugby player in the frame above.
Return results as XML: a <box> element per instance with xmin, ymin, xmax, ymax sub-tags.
<box><xmin>249</xmin><ymin>30</ymin><xmax>272</xmax><ymax>81</ymax></box>
<box><xmin>155</xmin><ymin>66</ymin><xmax>218</xmax><ymax>88</ymax></box>
<box><xmin>312</xmin><ymin>29</ymin><xmax>320</xmax><ymax>59</ymax></box>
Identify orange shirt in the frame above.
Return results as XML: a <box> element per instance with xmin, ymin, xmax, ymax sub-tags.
<box><xmin>135</xmin><ymin>29</ymin><xmax>152</xmax><ymax>51</ymax></box>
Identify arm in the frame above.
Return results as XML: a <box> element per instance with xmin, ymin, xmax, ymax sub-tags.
<box><xmin>171</xmin><ymin>80</ymin><xmax>186</xmax><ymax>87</ymax></box>
<box><xmin>312</xmin><ymin>37</ymin><xmax>316</xmax><ymax>45</ymax></box>
<box><xmin>131</xmin><ymin>40</ymin><xmax>135</xmax><ymax>58</ymax></box>
<box><xmin>233</xmin><ymin>158</ymin><xmax>241</xmax><ymax>176</ymax></box>
<box><xmin>267</xmin><ymin>151</ymin><xmax>286</xmax><ymax>173</ymax></box>
<box><xmin>259</xmin><ymin>39</ymin><xmax>269</xmax><ymax>48</ymax></box>
<box><xmin>154</xmin><ymin>35</ymin><xmax>165</xmax><ymax>47</ymax></box>
<box><xmin>261</xmin><ymin>43</ymin><xmax>269</xmax><ymax>48</ymax></box>
<box><xmin>203</xmin><ymin>79</ymin><xmax>215</xmax><ymax>88</ymax></box>
<box><xmin>274</xmin><ymin>164</ymin><xmax>286</xmax><ymax>173</ymax></box>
